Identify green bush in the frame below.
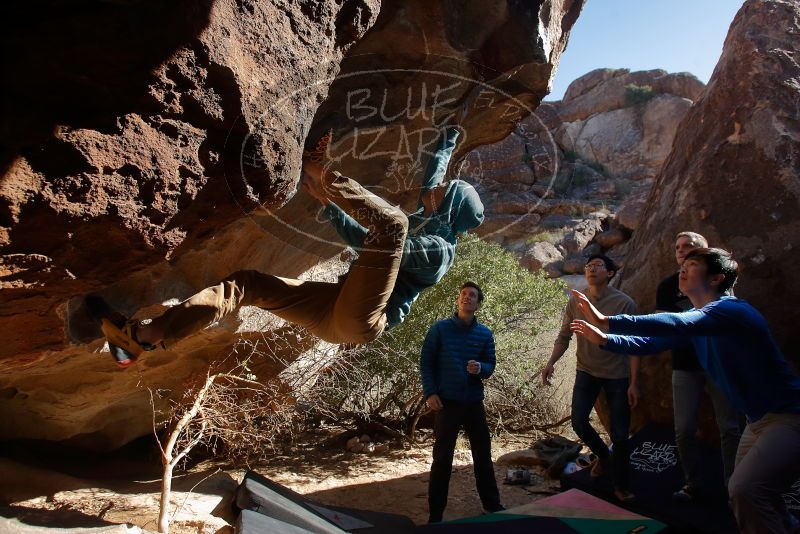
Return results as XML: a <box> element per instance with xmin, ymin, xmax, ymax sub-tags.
<box><xmin>625</xmin><ymin>83</ymin><xmax>657</xmax><ymax>106</ymax></box>
<box><xmin>299</xmin><ymin>235</ymin><xmax>568</xmax><ymax>435</ymax></box>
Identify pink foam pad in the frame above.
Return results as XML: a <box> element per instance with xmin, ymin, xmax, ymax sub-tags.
<box><xmin>535</xmin><ymin>489</ymin><xmax>645</xmax><ymax>519</ymax></box>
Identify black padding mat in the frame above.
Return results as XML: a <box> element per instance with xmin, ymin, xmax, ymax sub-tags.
<box><xmin>561</xmin><ymin>424</ymin><xmax>738</xmax><ymax>533</ymax></box>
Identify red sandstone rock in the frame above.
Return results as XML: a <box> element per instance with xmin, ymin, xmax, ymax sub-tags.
<box><xmin>620</xmin><ymin>0</ymin><xmax>800</xmax><ymax>430</ymax></box>
<box><xmin>0</xmin><ymin>0</ymin><xmax>585</xmax><ymax>448</ymax></box>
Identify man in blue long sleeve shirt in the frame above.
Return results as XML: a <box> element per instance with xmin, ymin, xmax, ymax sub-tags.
<box><xmin>89</xmin><ymin>127</ymin><xmax>485</xmax><ymax>364</ymax></box>
<box><xmin>420</xmin><ymin>282</ymin><xmax>503</xmax><ymax>523</ymax></box>
<box><xmin>570</xmin><ymin>248</ymin><xmax>800</xmax><ymax>534</ymax></box>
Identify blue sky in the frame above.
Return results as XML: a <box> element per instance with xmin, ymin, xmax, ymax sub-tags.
<box><xmin>546</xmin><ymin>0</ymin><xmax>745</xmax><ymax>101</ymax></box>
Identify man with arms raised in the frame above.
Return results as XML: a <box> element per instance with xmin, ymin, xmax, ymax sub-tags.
<box><xmin>571</xmin><ymin>248</ymin><xmax>800</xmax><ymax>534</ymax></box>
<box><xmin>542</xmin><ymin>254</ymin><xmax>639</xmax><ymax>502</ymax></box>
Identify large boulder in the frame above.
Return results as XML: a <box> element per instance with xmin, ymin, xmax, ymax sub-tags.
<box><xmin>561</xmin><ymin>214</ymin><xmax>606</xmax><ymax>254</ymax></box>
<box><xmin>558</xmin><ymin>68</ymin><xmax>704</xmax><ymax>123</ymax></box>
<box><xmin>464</xmin><ymin>68</ymin><xmax>704</xmax><ymax>257</ymax></box>
<box><xmin>1</xmin><ymin>0</ymin><xmax>378</xmax><ymax>449</ymax></box>
<box><xmin>519</xmin><ymin>241</ymin><xmax>563</xmax><ymax>276</ymax></box>
<box><xmin>614</xmin><ymin>186</ymin><xmax>650</xmax><ymax>231</ymax></box>
<box><xmin>305</xmin><ymin>0</ymin><xmax>584</xmax><ymax>211</ymax></box>
<box><xmin>556</xmin><ymin>94</ymin><xmax>693</xmax><ymax>182</ymax></box>
<box><xmin>594</xmin><ymin>228</ymin><xmax>627</xmax><ymax>249</ymax></box>
<box><xmin>1</xmin><ymin>0</ymin><xmax>380</xmax><ymax>351</ymax></box>
<box><xmin>620</xmin><ymin>0</ymin><xmax>800</xmax><ymax>429</ymax></box>
<box><xmin>0</xmin><ymin>0</ymin><xmax>585</xmax><ymax>448</ymax></box>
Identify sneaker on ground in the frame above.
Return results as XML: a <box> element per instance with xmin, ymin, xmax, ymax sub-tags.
<box><xmin>483</xmin><ymin>504</ymin><xmax>506</xmax><ymax>514</ymax></box>
<box><xmin>614</xmin><ymin>489</ymin><xmax>635</xmax><ymax>503</ymax></box>
<box><xmin>672</xmin><ymin>485</ymin><xmax>698</xmax><ymax>503</ymax></box>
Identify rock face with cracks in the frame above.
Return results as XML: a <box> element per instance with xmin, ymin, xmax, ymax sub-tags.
<box><xmin>618</xmin><ymin>0</ymin><xmax>800</xmax><ymax>430</ymax></box>
<box><xmin>0</xmin><ymin>0</ymin><xmax>584</xmax><ymax>448</ymax></box>
<box><xmin>0</xmin><ymin>0</ymin><xmax>379</xmax><ymax>449</ymax></box>
<box><xmin>306</xmin><ymin>0</ymin><xmax>584</xmax><ymax>213</ymax></box>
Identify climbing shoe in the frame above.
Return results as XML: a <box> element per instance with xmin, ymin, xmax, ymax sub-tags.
<box><xmin>85</xmin><ymin>295</ymin><xmax>155</xmax><ymax>367</ymax></box>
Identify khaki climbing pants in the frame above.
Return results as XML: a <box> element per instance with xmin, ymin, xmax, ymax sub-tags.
<box><xmin>728</xmin><ymin>412</ymin><xmax>800</xmax><ymax>534</ymax></box>
<box><xmin>149</xmin><ymin>172</ymin><xmax>409</xmax><ymax>345</ymax></box>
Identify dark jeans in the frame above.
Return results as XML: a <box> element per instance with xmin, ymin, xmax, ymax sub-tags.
<box><xmin>428</xmin><ymin>399</ymin><xmax>501</xmax><ymax>521</ymax></box>
<box><xmin>571</xmin><ymin>370</ymin><xmax>631</xmax><ymax>490</ymax></box>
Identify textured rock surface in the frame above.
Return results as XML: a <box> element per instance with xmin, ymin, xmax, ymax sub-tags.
<box><xmin>619</xmin><ymin>0</ymin><xmax>800</xmax><ymax>428</ymax></box>
<box><xmin>556</xmin><ymin>94</ymin><xmax>693</xmax><ymax>182</ymax></box>
<box><xmin>463</xmin><ymin>68</ymin><xmax>704</xmax><ymax>278</ymax></box>
<box><xmin>552</xmin><ymin>68</ymin><xmax>701</xmax><ymax>185</ymax></box>
<box><xmin>1</xmin><ymin>0</ymin><xmax>381</xmax><ymax>334</ymax></box>
<box><xmin>562</xmin><ymin>214</ymin><xmax>605</xmax><ymax>254</ymax></box>
<box><xmin>0</xmin><ymin>0</ymin><xmax>585</xmax><ymax>448</ymax></box>
<box><xmin>614</xmin><ymin>187</ymin><xmax>649</xmax><ymax>231</ymax></box>
<box><xmin>519</xmin><ymin>241</ymin><xmax>563</xmax><ymax>276</ymax></box>
<box><xmin>305</xmin><ymin>0</ymin><xmax>584</xmax><ymax>211</ymax></box>
<box><xmin>594</xmin><ymin>228</ymin><xmax>626</xmax><ymax>249</ymax></box>
<box><xmin>0</xmin><ymin>0</ymin><xmax>378</xmax><ymax>448</ymax></box>
<box><xmin>557</xmin><ymin>68</ymin><xmax>704</xmax><ymax>124</ymax></box>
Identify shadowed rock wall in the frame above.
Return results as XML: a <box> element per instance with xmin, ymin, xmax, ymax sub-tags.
<box><xmin>0</xmin><ymin>0</ymin><xmax>380</xmax><ymax>448</ymax></box>
<box><xmin>0</xmin><ymin>0</ymin><xmax>584</xmax><ymax>448</ymax></box>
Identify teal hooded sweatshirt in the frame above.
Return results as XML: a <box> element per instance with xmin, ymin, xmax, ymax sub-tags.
<box><xmin>321</xmin><ymin>127</ymin><xmax>484</xmax><ymax>328</ymax></box>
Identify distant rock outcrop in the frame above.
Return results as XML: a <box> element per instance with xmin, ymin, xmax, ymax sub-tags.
<box><xmin>556</xmin><ymin>69</ymin><xmax>701</xmax><ymax>183</ymax></box>
<box><xmin>465</xmin><ymin>68</ymin><xmax>704</xmax><ymax>280</ymax></box>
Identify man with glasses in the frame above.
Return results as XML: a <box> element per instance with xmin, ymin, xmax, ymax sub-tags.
<box><xmin>541</xmin><ymin>254</ymin><xmax>639</xmax><ymax>501</ymax></box>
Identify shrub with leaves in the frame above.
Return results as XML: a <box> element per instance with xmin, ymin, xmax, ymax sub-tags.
<box><xmin>296</xmin><ymin>235</ymin><xmax>568</xmax><ymax>435</ymax></box>
<box><xmin>625</xmin><ymin>83</ymin><xmax>657</xmax><ymax>106</ymax></box>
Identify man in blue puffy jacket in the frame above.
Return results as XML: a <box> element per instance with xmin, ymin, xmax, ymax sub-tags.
<box><xmin>88</xmin><ymin>127</ymin><xmax>485</xmax><ymax>366</ymax></box>
<box><xmin>420</xmin><ymin>281</ymin><xmax>504</xmax><ymax>523</ymax></box>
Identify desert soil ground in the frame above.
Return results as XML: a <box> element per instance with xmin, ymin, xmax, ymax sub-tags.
<box><xmin>1</xmin><ymin>426</ymin><xmax>574</xmax><ymax>533</ymax></box>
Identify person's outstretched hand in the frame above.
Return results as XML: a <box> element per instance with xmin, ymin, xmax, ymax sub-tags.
<box><xmin>571</xmin><ymin>290</ymin><xmax>609</xmax><ymax>329</ymax></box>
<box><xmin>570</xmin><ymin>319</ymin><xmax>608</xmax><ymax>346</ymax></box>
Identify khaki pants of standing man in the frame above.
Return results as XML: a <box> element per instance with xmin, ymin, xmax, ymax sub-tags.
<box><xmin>728</xmin><ymin>412</ymin><xmax>800</xmax><ymax>534</ymax></box>
<box><xmin>147</xmin><ymin>171</ymin><xmax>408</xmax><ymax>345</ymax></box>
